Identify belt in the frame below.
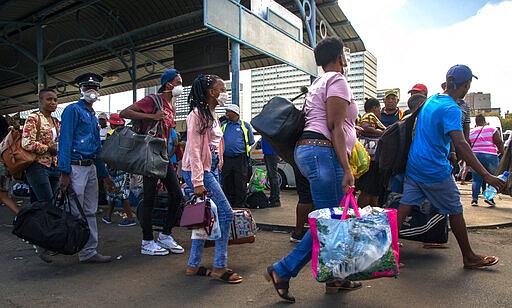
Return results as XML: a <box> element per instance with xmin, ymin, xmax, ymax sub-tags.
<box><xmin>224</xmin><ymin>153</ymin><xmax>245</xmax><ymax>158</ymax></box>
<box><xmin>71</xmin><ymin>159</ymin><xmax>94</xmax><ymax>166</ymax></box>
<box><xmin>297</xmin><ymin>139</ymin><xmax>333</xmax><ymax>147</ymax></box>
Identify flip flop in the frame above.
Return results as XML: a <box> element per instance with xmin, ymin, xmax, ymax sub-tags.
<box><xmin>464</xmin><ymin>256</ymin><xmax>500</xmax><ymax>269</ymax></box>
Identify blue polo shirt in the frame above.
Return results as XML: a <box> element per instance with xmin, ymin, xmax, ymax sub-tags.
<box><xmin>406</xmin><ymin>94</ymin><xmax>462</xmax><ymax>183</ymax></box>
<box><xmin>222</xmin><ymin>119</ymin><xmax>255</xmax><ymax>157</ymax></box>
<box><xmin>58</xmin><ymin>99</ymin><xmax>108</xmax><ymax>177</ymax></box>
<box><xmin>380</xmin><ymin>108</ymin><xmax>403</xmax><ymax>127</ymax></box>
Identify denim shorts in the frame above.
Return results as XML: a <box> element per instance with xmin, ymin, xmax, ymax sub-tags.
<box><xmin>400</xmin><ymin>175</ymin><xmax>463</xmax><ymax>215</ymax></box>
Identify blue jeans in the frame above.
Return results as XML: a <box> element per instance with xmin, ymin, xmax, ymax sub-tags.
<box><xmin>182</xmin><ymin>153</ymin><xmax>233</xmax><ymax>268</ymax></box>
<box><xmin>471</xmin><ymin>152</ymin><xmax>499</xmax><ymax>200</ymax></box>
<box><xmin>273</xmin><ymin>145</ymin><xmax>345</xmax><ymax>280</ymax></box>
<box><xmin>25</xmin><ymin>162</ymin><xmax>60</xmax><ymax>202</ymax></box>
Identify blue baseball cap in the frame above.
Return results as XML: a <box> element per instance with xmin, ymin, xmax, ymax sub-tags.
<box><xmin>158</xmin><ymin>68</ymin><xmax>179</xmax><ymax>93</ymax></box>
<box><xmin>446</xmin><ymin>65</ymin><xmax>478</xmax><ymax>89</ymax></box>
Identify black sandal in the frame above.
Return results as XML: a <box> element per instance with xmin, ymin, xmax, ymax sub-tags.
<box><xmin>185</xmin><ymin>265</ymin><xmax>211</xmax><ymax>276</ymax></box>
<box><xmin>196</xmin><ymin>266</ymin><xmax>212</xmax><ymax>276</ymax></box>
<box><xmin>325</xmin><ymin>279</ymin><xmax>362</xmax><ymax>294</ymax></box>
<box><xmin>212</xmin><ymin>269</ymin><xmax>243</xmax><ymax>284</ymax></box>
<box><xmin>264</xmin><ymin>266</ymin><xmax>295</xmax><ymax>303</ymax></box>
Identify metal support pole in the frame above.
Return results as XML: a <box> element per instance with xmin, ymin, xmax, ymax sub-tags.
<box><xmin>231</xmin><ymin>0</ymin><xmax>241</xmax><ymax>107</ymax></box>
<box><xmin>310</xmin><ymin>0</ymin><xmax>316</xmax><ymax>84</ymax></box>
<box><xmin>231</xmin><ymin>40</ymin><xmax>240</xmax><ymax>106</ymax></box>
<box><xmin>36</xmin><ymin>25</ymin><xmax>46</xmax><ymax>94</ymax></box>
<box><xmin>310</xmin><ymin>0</ymin><xmax>316</xmax><ymax>47</ymax></box>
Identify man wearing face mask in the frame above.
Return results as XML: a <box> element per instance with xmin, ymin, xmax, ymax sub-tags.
<box><xmin>58</xmin><ymin>72</ymin><xmax>116</xmax><ymax>263</ymax></box>
<box><xmin>221</xmin><ymin>104</ymin><xmax>255</xmax><ymax>208</ymax></box>
<box><xmin>119</xmin><ymin>68</ymin><xmax>185</xmax><ymax>256</ymax></box>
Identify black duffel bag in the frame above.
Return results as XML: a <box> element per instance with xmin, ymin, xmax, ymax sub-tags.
<box><xmin>12</xmin><ymin>190</ymin><xmax>90</xmax><ymax>255</ymax></box>
<box><xmin>384</xmin><ymin>192</ymin><xmax>448</xmax><ymax>244</ymax></box>
<box><xmin>251</xmin><ymin>94</ymin><xmax>306</xmax><ymax>167</ymax></box>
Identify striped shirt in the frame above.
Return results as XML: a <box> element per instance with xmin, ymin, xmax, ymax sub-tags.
<box><xmin>469</xmin><ymin>126</ymin><xmax>498</xmax><ymax>155</ymax></box>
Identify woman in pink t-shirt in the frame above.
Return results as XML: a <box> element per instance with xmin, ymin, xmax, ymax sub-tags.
<box><xmin>469</xmin><ymin>114</ymin><xmax>505</xmax><ymax>207</ymax></box>
<box><xmin>265</xmin><ymin>38</ymin><xmax>360</xmax><ymax>303</ymax></box>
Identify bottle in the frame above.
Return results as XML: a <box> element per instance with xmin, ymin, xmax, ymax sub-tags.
<box><xmin>483</xmin><ymin>171</ymin><xmax>509</xmax><ymax>200</ymax></box>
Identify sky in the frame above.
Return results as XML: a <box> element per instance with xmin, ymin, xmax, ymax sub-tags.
<box><xmin>339</xmin><ymin>0</ymin><xmax>512</xmax><ymax>114</ymax></box>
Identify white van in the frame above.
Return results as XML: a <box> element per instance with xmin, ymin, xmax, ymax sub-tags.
<box><xmin>470</xmin><ymin>116</ymin><xmax>503</xmax><ymax>139</ymax></box>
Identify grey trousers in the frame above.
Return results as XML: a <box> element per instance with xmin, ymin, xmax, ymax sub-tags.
<box><xmin>69</xmin><ymin>165</ymin><xmax>99</xmax><ymax>261</ymax></box>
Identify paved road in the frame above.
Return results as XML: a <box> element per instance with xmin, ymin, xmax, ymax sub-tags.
<box><xmin>1</xmin><ymin>206</ymin><xmax>511</xmax><ymax>307</ymax></box>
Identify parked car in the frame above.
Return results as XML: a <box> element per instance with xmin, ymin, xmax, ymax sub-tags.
<box><xmin>249</xmin><ymin>135</ymin><xmax>296</xmax><ymax>189</ymax></box>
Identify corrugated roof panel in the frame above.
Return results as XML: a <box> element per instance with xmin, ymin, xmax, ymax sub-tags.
<box><xmin>0</xmin><ymin>0</ymin><xmax>365</xmax><ymax>113</ymax></box>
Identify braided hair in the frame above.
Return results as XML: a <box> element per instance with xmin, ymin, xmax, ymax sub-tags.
<box><xmin>188</xmin><ymin>74</ymin><xmax>221</xmax><ymax>135</ymax></box>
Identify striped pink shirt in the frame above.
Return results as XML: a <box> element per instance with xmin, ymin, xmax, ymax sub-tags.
<box><xmin>469</xmin><ymin>126</ymin><xmax>498</xmax><ymax>155</ymax></box>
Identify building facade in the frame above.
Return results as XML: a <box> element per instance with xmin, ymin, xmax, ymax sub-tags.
<box><xmin>250</xmin><ymin>64</ymin><xmax>311</xmax><ymax>118</ymax></box>
<box><xmin>464</xmin><ymin>92</ymin><xmax>499</xmax><ymax>115</ymax></box>
<box><xmin>346</xmin><ymin>50</ymin><xmax>378</xmax><ymax>114</ymax></box>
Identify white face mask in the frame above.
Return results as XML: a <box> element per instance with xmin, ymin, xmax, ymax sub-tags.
<box><xmin>81</xmin><ymin>89</ymin><xmax>100</xmax><ymax>104</ymax></box>
<box><xmin>217</xmin><ymin>92</ymin><xmax>228</xmax><ymax>106</ymax></box>
<box><xmin>172</xmin><ymin>85</ymin><xmax>184</xmax><ymax>97</ymax></box>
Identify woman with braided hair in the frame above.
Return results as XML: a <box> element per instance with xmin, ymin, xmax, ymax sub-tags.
<box><xmin>181</xmin><ymin>74</ymin><xmax>242</xmax><ymax>284</ymax></box>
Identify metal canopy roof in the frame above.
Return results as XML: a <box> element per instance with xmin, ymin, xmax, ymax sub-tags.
<box><xmin>0</xmin><ymin>0</ymin><xmax>365</xmax><ymax>114</ymax></box>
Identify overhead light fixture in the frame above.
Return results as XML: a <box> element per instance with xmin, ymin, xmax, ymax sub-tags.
<box><xmin>106</xmin><ymin>72</ymin><xmax>120</xmax><ymax>82</ymax></box>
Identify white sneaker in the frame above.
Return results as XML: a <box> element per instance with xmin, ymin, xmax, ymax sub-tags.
<box><xmin>141</xmin><ymin>240</ymin><xmax>169</xmax><ymax>256</ymax></box>
<box><xmin>157</xmin><ymin>233</ymin><xmax>184</xmax><ymax>254</ymax></box>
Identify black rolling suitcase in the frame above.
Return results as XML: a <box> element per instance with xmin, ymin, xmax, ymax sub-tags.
<box><xmin>136</xmin><ymin>192</ymin><xmax>183</xmax><ymax>230</ymax></box>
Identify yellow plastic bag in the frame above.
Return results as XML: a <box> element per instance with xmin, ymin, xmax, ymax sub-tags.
<box><xmin>349</xmin><ymin>140</ymin><xmax>370</xmax><ymax>179</ymax></box>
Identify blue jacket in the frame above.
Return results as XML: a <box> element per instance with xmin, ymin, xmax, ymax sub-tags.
<box><xmin>57</xmin><ymin>99</ymin><xmax>108</xmax><ymax>177</ymax></box>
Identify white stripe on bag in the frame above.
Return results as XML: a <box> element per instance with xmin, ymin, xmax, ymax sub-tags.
<box><xmin>399</xmin><ymin>214</ymin><xmax>446</xmax><ymax>236</ymax></box>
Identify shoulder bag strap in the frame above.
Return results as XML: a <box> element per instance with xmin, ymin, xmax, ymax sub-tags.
<box><xmin>471</xmin><ymin>126</ymin><xmax>485</xmax><ymax>149</ymax></box>
<box><xmin>33</xmin><ymin>113</ymin><xmax>42</xmax><ymax>140</ymax></box>
<box><xmin>147</xmin><ymin>94</ymin><xmax>164</xmax><ymax>135</ymax></box>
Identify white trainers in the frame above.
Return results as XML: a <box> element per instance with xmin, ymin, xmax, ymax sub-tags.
<box><xmin>141</xmin><ymin>240</ymin><xmax>169</xmax><ymax>256</ymax></box>
<box><xmin>157</xmin><ymin>233</ymin><xmax>184</xmax><ymax>254</ymax></box>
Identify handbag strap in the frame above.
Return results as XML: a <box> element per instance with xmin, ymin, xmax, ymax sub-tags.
<box><xmin>55</xmin><ymin>188</ymin><xmax>89</xmax><ymax>227</ymax></box>
<box><xmin>341</xmin><ymin>187</ymin><xmax>361</xmax><ymax>220</ymax></box>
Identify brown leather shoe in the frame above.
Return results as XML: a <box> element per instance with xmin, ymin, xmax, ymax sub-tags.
<box><xmin>80</xmin><ymin>253</ymin><xmax>114</xmax><ymax>264</ymax></box>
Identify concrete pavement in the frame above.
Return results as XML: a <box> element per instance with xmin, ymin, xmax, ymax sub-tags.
<box><xmin>1</xmin><ymin>184</ymin><xmax>512</xmax><ymax>307</ymax></box>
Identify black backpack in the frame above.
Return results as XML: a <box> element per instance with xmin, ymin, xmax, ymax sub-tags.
<box><xmin>375</xmin><ymin>103</ymin><xmax>425</xmax><ymax>177</ymax></box>
<box><xmin>246</xmin><ymin>191</ymin><xmax>269</xmax><ymax>209</ymax></box>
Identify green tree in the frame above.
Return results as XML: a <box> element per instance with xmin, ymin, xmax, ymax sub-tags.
<box><xmin>501</xmin><ymin>113</ymin><xmax>512</xmax><ymax>131</ymax></box>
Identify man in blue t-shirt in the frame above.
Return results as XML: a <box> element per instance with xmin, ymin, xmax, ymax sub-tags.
<box><xmin>398</xmin><ymin>65</ymin><xmax>505</xmax><ymax>270</ymax></box>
